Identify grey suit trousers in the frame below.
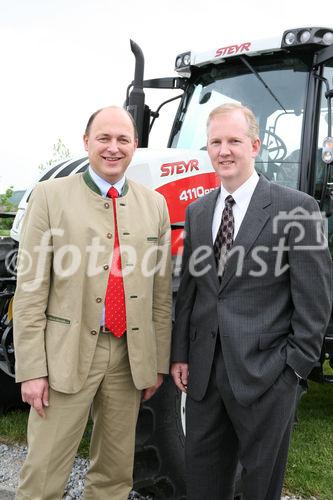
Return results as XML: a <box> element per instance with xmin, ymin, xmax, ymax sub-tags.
<box><xmin>185</xmin><ymin>336</ymin><xmax>298</xmax><ymax>500</ymax></box>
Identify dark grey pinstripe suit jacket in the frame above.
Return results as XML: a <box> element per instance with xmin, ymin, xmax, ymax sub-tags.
<box><xmin>171</xmin><ymin>174</ymin><xmax>332</xmax><ymax>406</ymax></box>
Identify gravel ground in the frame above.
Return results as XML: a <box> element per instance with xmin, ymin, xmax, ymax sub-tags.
<box><xmin>0</xmin><ymin>443</ymin><xmax>317</xmax><ymax>499</ymax></box>
<box><xmin>0</xmin><ymin>443</ymin><xmax>151</xmax><ymax>500</ymax></box>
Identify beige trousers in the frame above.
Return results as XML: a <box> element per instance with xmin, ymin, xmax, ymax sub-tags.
<box><xmin>15</xmin><ymin>332</ymin><xmax>141</xmax><ymax>500</ymax></box>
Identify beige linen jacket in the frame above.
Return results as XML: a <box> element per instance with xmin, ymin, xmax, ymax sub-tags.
<box><xmin>13</xmin><ymin>172</ymin><xmax>172</xmax><ymax>393</ymax></box>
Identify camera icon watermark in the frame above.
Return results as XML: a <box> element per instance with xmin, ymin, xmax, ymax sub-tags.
<box><xmin>272</xmin><ymin>206</ymin><xmax>328</xmax><ymax>251</ymax></box>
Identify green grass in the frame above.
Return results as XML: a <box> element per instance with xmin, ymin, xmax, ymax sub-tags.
<box><xmin>284</xmin><ymin>378</ymin><xmax>333</xmax><ymax>500</ymax></box>
<box><xmin>1</xmin><ymin>376</ymin><xmax>333</xmax><ymax>498</ymax></box>
<box><xmin>0</xmin><ymin>410</ymin><xmax>29</xmax><ymax>445</ymax></box>
<box><xmin>0</xmin><ymin>410</ymin><xmax>92</xmax><ymax>457</ymax></box>
<box><xmin>0</xmin><ymin>229</ymin><xmax>10</xmax><ymax>236</ymax></box>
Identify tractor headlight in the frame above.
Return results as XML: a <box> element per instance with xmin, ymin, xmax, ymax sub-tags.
<box><xmin>323</xmin><ymin>31</ymin><xmax>333</xmax><ymax>45</ymax></box>
<box><xmin>174</xmin><ymin>51</ymin><xmax>191</xmax><ymax>74</ymax></box>
<box><xmin>281</xmin><ymin>27</ymin><xmax>333</xmax><ymax>49</ymax></box>
<box><xmin>284</xmin><ymin>31</ymin><xmax>297</xmax><ymax>46</ymax></box>
<box><xmin>322</xmin><ymin>137</ymin><xmax>333</xmax><ymax>164</ymax></box>
<box><xmin>299</xmin><ymin>30</ymin><xmax>311</xmax><ymax>44</ymax></box>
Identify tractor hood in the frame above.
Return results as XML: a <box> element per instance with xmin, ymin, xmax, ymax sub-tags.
<box><xmin>11</xmin><ymin>147</ymin><xmax>218</xmax><ymax>245</ymax></box>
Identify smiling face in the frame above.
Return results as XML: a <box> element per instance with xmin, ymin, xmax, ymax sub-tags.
<box><xmin>207</xmin><ymin>109</ymin><xmax>261</xmax><ymax>192</ymax></box>
<box><xmin>83</xmin><ymin>107</ymin><xmax>137</xmax><ymax>184</ymax></box>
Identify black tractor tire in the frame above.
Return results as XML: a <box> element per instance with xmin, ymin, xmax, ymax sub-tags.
<box><xmin>133</xmin><ymin>375</ymin><xmax>186</xmax><ymax>499</ymax></box>
<box><xmin>133</xmin><ymin>375</ymin><xmax>243</xmax><ymax>499</ymax></box>
<box><xmin>0</xmin><ymin>369</ymin><xmax>27</xmax><ymax>415</ymax></box>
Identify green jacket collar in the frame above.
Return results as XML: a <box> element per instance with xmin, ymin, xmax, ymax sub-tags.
<box><xmin>83</xmin><ymin>169</ymin><xmax>129</xmax><ymax>196</ymax></box>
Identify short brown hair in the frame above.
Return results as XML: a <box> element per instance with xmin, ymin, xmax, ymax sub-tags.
<box><xmin>84</xmin><ymin>106</ymin><xmax>138</xmax><ymax>139</ymax></box>
<box><xmin>207</xmin><ymin>103</ymin><xmax>259</xmax><ymax>141</ymax></box>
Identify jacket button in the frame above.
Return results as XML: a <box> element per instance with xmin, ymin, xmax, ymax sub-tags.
<box><xmin>103</xmin><ymin>264</ymin><xmax>109</xmax><ymax>271</ymax></box>
<box><xmin>90</xmin><ymin>330</ymin><xmax>97</xmax><ymax>335</ymax></box>
<box><xmin>106</xmin><ymin>233</ymin><xmax>112</xmax><ymax>239</ymax></box>
<box><xmin>211</xmin><ymin>331</ymin><xmax>216</xmax><ymax>338</ymax></box>
<box><xmin>104</xmin><ymin>202</ymin><xmax>110</xmax><ymax>209</ymax></box>
<box><xmin>96</xmin><ymin>297</ymin><xmax>102</xmax><ymax>303</ymax></box>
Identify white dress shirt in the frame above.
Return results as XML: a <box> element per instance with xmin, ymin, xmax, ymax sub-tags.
<box><xmin>212</xmin><ymin>171</ymin><xmax>259</xmax><ymax>243</ymax></box>
<box><xmin>88</xmin><ymin>165</ymin><xmax>125</xmax><ymax>197</ymax></box>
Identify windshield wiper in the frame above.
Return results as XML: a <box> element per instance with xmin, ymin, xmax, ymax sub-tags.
<box><xmin>239</xmin><ymin>55</ymin><xmax>286</xmax><ymax>112</ymax></box>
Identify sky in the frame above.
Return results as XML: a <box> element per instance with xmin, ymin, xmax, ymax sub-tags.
<box><xmin>1</xmin><ymin>0</ymin><xmax>333</xmax><ymax>191</ymax></box>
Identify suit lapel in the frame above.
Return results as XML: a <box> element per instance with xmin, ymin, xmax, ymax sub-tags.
<box><xmin>196</xmin><ymin>188</ymin><xmax>221</xmax><ymax>290</ymax></box>
<box><xmin>219</xmin><ymin>175</ymin><xmax>272</xmax><ymax>292</ymax></box>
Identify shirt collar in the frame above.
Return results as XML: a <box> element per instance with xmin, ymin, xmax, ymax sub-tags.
<box><xmin>88</xmin><ymin>165</ymin><xmax>125</xmax><ymax>197</ymax></box>
<box><xmin>220</xmin><ymin>171</ymin><xmax>259</xmax><ymax>209</ymax></box>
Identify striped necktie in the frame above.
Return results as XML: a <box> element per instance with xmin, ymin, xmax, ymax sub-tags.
<box><xmin>213</xmin><ymin>195</ymin><xmax>235</xmax><ymax>276</ymax></box>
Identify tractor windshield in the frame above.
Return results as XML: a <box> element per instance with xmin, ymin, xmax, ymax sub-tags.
<box><xmin>169</xmin><ymin>53</ymin><xmax>310</xmax><ymax>189</ymax></box>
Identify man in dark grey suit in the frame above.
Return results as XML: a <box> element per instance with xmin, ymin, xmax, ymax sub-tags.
<box><xmin>170</xmin><ymin>103</ymin><xmax>332</xmax><ymax>500</ymax></box>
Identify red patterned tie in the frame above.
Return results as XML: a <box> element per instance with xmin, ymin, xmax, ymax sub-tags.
<box><xmin>104</xmin><ymin>186</ymin><xmax>126</xmax><ymax>337</ymax></box>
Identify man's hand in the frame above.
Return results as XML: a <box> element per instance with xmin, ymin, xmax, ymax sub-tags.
<box><xmin>21</xmin><ymin>377</ymin><xmax>49</xmax><ymax>418</ymax></box>
<box><xmin>170</xmin><ymin>363</ymin><xmax>189</xmax><ymax>392</ymax></box>
<box><xmin>142</xmin><ymin>373</ymin><xmax>164</xmax><ymax>402</ymax></box>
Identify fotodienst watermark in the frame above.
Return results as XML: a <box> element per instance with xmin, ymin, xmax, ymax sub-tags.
<box><xmin>4</xmin><ymin>206</ymin><xmax>329</xmax><ymax>290</ymax></box>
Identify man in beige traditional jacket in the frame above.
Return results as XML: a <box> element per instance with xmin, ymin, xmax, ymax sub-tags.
<box><xmin>13</xmin><ymin>106</ymin><xmax>172</xmax><ymax>500</ymax></box>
